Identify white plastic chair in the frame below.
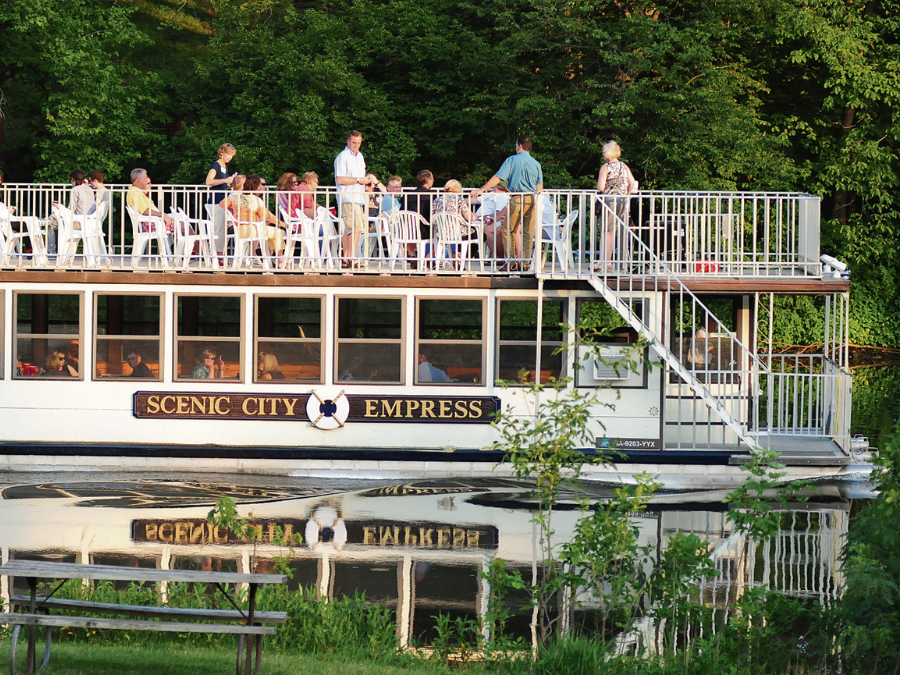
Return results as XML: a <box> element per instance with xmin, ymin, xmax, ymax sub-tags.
<box><xmin>73</xmin><ymin>198</ymin><xmax>111</xmax><ymax>267</ymax></box>
<box><xmin>0</xmin><ymin>203</ymin><xmax>48</xmax><ymax>265</ymax></box>
<box><xmin>432</xmin><ymin>212</ymin><xmax>476</xmax><ymax>272</ymax></box>
<box><xmin>126</xmin><ymin>205</ymin><xmax>171</xmax><ymax>268</ymax></box>
<box><xmin>225</xmin><ymin>210</ymin><xmax>271</xmax><ymax>270</ymax></box>
<box><xmin>0</xmin><ymin>203</ymin><xmax>47</xmax><ymax>266</ymax></box>
<box><xmin>540</xmin><ymin>209</ymin><xmax>578</xmax><ymax>273</ymax></box>
<box><xmin>171</xmin><ymin>207</ymin><xmax>217</xmax><ymax>269</ymax></box>
<box><xmin>279</xmin><ymin>207</ymin><xmax>302</xmax><ymax>270</ymax></box>
<box><xmin>56</xmin><ymin>203</ymin><xmax>83</xmax><ymax>267</ymax></box>
<box><xmin>386</xmin><ymin>211</ymin><xmax>429</xmax><ymax>270</ymax></box>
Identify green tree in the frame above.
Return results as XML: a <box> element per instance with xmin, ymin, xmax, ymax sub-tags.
<box><xmin>0</xmin><ymin>0</ymin><xmax>163</xmax><ymax>180</ymax></box>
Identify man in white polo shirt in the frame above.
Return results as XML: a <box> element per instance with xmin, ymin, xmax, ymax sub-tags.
<box><xmin>334</xmin><ymin>130</ymin><xmax>370</xmax><ymax>267</ymax></box>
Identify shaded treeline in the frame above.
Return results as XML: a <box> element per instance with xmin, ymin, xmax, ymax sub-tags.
<box><xmin>1</xmin><ymin>0</ymin><xmax>899</xmax><ymax>344</ymax></box>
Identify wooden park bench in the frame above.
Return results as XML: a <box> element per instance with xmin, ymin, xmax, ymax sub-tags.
<box><xmin>0</xmin><ymin>560</ymin><xmax>287</xmax><ymax>675</ymax></box>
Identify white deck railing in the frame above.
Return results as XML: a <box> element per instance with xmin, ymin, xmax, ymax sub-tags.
<box><xmin>756</xmin><ymin>354</ymin><xmax>853</xmax><ymax>451</ymax></box>
<box><xmin>0</xmin><ymin>184</ymin><xmax>822</xmax><ymax>278</ymax></box>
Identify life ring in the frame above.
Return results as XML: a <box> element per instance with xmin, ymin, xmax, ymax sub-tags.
<box><xmin>306</xmin><ymin>388</ymin><xmax>350</xmax><ymax>430</ymax></box>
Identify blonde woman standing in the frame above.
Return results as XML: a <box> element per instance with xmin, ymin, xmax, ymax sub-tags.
<box><xmin>596</xmin><ymin>141</ymin><xmax>637</xmax><ymax>270</ymax></box>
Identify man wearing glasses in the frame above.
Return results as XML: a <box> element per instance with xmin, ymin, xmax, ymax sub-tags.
<box><xmin>126</xmin><ymin>351</ymin><xmax>154</xmax><ymax>378</ymax></box>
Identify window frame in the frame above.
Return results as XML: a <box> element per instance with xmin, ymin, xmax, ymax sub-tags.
<box><xmin>415</xmin><ymin>297</ymin><xmax>486</xmax><ymax>386</ymax></box>
<box><xmin>12</xmin><ymin>291</ymin><xmax>84</xmax><ymax>381</ymax></box>
<box><xmin>174</xmin><ymin>293</ymin><xmax>245</xmax><ymax>382</ymax></box>
<box><xmin>254</xmin><ymin>294</ymin><xmax>325</xmax><ymax>384</ymax></box>
<box><xmin>93</xmin><ymin>292</ymin><xmax>164</xmax><ymax>381</ymax></box>
<box><xmin>495</xmin><ymin>298</ymin><xmax>568</xmax><ymax>386</ymax></box>
<box><xmin>335</xmin><ymin>295</ymin><xmax>406</xmax><ymax>385</ymax></box>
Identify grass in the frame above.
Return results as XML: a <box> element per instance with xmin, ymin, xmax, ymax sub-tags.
<box><xmin>0</xmin><ymin>641</ymin><xmax>453</xmax><ymax>675</ymax></box>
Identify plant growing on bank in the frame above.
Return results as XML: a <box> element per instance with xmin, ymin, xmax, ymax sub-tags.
<box><xmin>207</xmin><ymin>496</ymin><xmax>303</xmax><ymax>574</ymax></box>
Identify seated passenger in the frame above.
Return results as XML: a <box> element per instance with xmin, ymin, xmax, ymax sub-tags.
<box><xmin>39</xmin><ymin>351</ymin><xmax>69</xmax><ymax>377</ymax></box>
<box><xmin>219</xmin><ymin>175</ymin><xmax>287</xmax><ymax>257</ymax></box>
<box><xmin>63</xmin><ymin>339</ymin><xmax>79</xmax><ymax>377</ymax></box>
<box><xmin>275</xmin><ymin>173</ymin><xmax>302</xmax><ymax>222</ymax></box>
<box><xmin>380</xmin><ymin>176</ymin><xmax>403</xmax><ymax>216</ymax></box>
<box><xmin>127</xmin><ymin>351</ymin><xmax>154</xmax><ymax>378</ymax></box>
<box><xmin>475</xmin><ymin>180</ymin><xmax>509</xmax><ymax>223</ymax></box>
<box><xmin>191</xmin><ymin>349</ymin><xmax>225</xmax><ymax>379</ymax></box>
<box><xmin>418</xmin><ymin>352</ymin><xmax>451</xmax><ymax>383</ymax></box>
<box><xmin>297</xmin><ymin>172</ymin><xmax>319</xmax><ymax>219</ymax></box>
<box><xmin>257</xmin><ymin>352</ymin><xmax>285</xmax><ymax>380</ymax></box>
<box><xmin>126</xmin><ymin>168</ymin><xmax>174</xmax><ymax>233</ymax></box>
<box><xmin>364</xmin><ymin>173</ymin><xmax>386</xmax><ymax>218</ymax></box>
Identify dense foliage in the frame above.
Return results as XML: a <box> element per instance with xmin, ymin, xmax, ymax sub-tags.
<box><xmin>1</xmin><ymin>0</ymin><xmax>899</xmax><ymax>344</ymax></box>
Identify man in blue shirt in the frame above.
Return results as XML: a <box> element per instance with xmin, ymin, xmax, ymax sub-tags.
<box><xmin>472</xmin><ymin>136</ymin><xmax>543</xmax><ymax>269</ymax></box>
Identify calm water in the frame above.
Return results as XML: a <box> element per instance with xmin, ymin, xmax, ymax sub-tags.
<box><xmin>0</xmin><ymin>472</ymin><xmax>866</xmax><ymax>643</ymax></box>
<box><xmin>851</xmin><ymin>364</ymin><xmax>900</xmax><ymax>451</ymax></box>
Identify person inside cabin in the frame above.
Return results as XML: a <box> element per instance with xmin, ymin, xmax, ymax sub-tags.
<box><xmin>191</xmin><ymin>348</ymin><xmax>225</xmax><ymax>379</ymax></box>
<box><xmin>126</xmin><ymin>168</ymin><xmax>175</xmax><ymax>234</ymax></box>
<box><xmin>219</xmin><ymin>175</ymin><xmax>287</xmax><ymax>259</ymax></box>
<box><xmin>63</xmin><ymin>339</ymin><xmax>79</xmax><ymax>377</ymax></box>
<box><xmin>127</xmin><ymin>351</ymin><xmax>154</xmax><ymax>378</ymax></box>
<box><xmin>40</xmin><ymin>350</ymin><xmax>68</xmax><ymax>377</ymax></box>
<box><xmin>297</xmin><ymin>172</ymin><xmax>319</xmax><ymax>219</ymax></box>
<box><xmin>471</xmin><ymin>135</ymin><xmax>544</xmax><ymax>271</ymax></box>
<box><xmin>418</xmin><ymin>351</ymin><xmax>452</xmax><ymax>383</ymax></box>
<box><xmin>333</xmin><ymin>130</ymin><xmax>370</xmax><ymax>268</ymax></box>
<box><xmin>380</xmin><ymin>176</ymin><xmax>403</xmax><ymax>216</ymax></box>
<box><xmin>257</xmin><ymin>351</ymin><xmax>285</xmax><ymax>380</ymax></box>
<box><xmin>689</xmin><ymin>319</ymin><xmax>716</xmax><ymax>370</ymax></box>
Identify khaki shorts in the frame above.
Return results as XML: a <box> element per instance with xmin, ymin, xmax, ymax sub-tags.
<box><xmin>340</xmin><ymin>203</ymin><xmax>367</xmax><ymax>235</ymax></box>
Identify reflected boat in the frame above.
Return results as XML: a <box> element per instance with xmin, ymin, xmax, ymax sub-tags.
<box><xmin>0</xmin><ymin>476</ymin><xmax>855</xmax><ymax>645</ymax></box>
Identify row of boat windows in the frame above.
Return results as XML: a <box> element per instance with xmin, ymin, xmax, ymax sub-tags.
<box><xmin>5</xmin><ymin>293</ymin><xmax>636</xmax><ymax>385</ymax></box>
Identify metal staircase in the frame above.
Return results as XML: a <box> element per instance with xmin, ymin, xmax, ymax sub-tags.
<box><xmin>538</xmin><ymin>198</ymin><xmax>768</xmax><ymax>452</ymax></box>
<box><xmin>587</xmin><ymin>275</ymin><xmax>759</xmax><ymax>451</ymax></box>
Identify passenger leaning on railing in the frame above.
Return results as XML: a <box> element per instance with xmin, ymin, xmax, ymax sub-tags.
<box><xmin>472</xmin><ymin>136</ymin><xmax>543</xmax><ymax>271</ymax></box>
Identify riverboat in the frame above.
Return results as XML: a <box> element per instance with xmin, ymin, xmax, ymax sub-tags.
<box><xmin>0</xmin><ymin>183</ymin><xmax>862</xmax><ymax>487</ymax></box>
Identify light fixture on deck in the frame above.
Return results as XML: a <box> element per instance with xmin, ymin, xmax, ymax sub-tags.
<box><xmin>820</xmin><ymin>254</ymin><xmax>849</xmax><ymax>279</ymax></box>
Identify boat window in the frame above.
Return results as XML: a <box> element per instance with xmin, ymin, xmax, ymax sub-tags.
<box><xmin>670</xmin><ymin>296</ymin><xmax>739</xmax><ymax>383</ymax></box>
<box><xmin>94</xmin><ymin>295</ymin><xmax>163</xmax><ymax>381</ymax></box>
<box><xmin>14</xmin><ymin>292</ymin><xmax>83</xmax><ymax>380</ymax></box>
<box><xmin>497</xmin><ymin>300</ymin><xmax>566</xmax><ymax>385</ymax></box>
<box><xmin>575</xmin><ymin>298</ymin><xmax>643</xmax><ymax>386</ymax></box>
<box><xmin>415</xmin><ymin>299</ymin><xmax>484</xmax><ymax>385</ymax></box>
<box><xmin>336</xmin><ymin>297</ymin><xmax>403</xmax><ymax>384</ymax></box>
<box><xmin>255</xmin><ymin>296</ymin><xmax>323</xmax><ymax>384</ymax></box>
<box><xmin>576</xmin><ymin>299</ymin><xmax>640</xmax><ymax>344</ymax></box>
<box><xmin>175</xmin><ymin>295</ymin><xmax>243</xmax><ymax>381</ymax></box>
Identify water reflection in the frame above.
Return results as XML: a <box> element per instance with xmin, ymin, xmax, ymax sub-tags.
<box><xmin>0</xmin><ymin>474</ymin><xmax>863</xmax><ymax>645</ymax></box>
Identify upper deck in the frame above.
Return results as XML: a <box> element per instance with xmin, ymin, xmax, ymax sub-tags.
<box><xmin>0</xmin><ymin>184</ymin><xmax>844</xmax><ymax>294</ymax></box>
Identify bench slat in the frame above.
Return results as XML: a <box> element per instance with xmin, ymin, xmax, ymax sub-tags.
<box><xmin>9</xmin><ymin>597</ymin><xmax>287</xmax><ymax>624</ymax></box>
<box><xmin>0</xmin><ymin>560</ymin><xmax>285</xmax><ymax>585</ymax></box>
<box><xmin>0</xmin><ymin>613</ymin><xmax>276</xmax><ymax>635</ymax></box>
